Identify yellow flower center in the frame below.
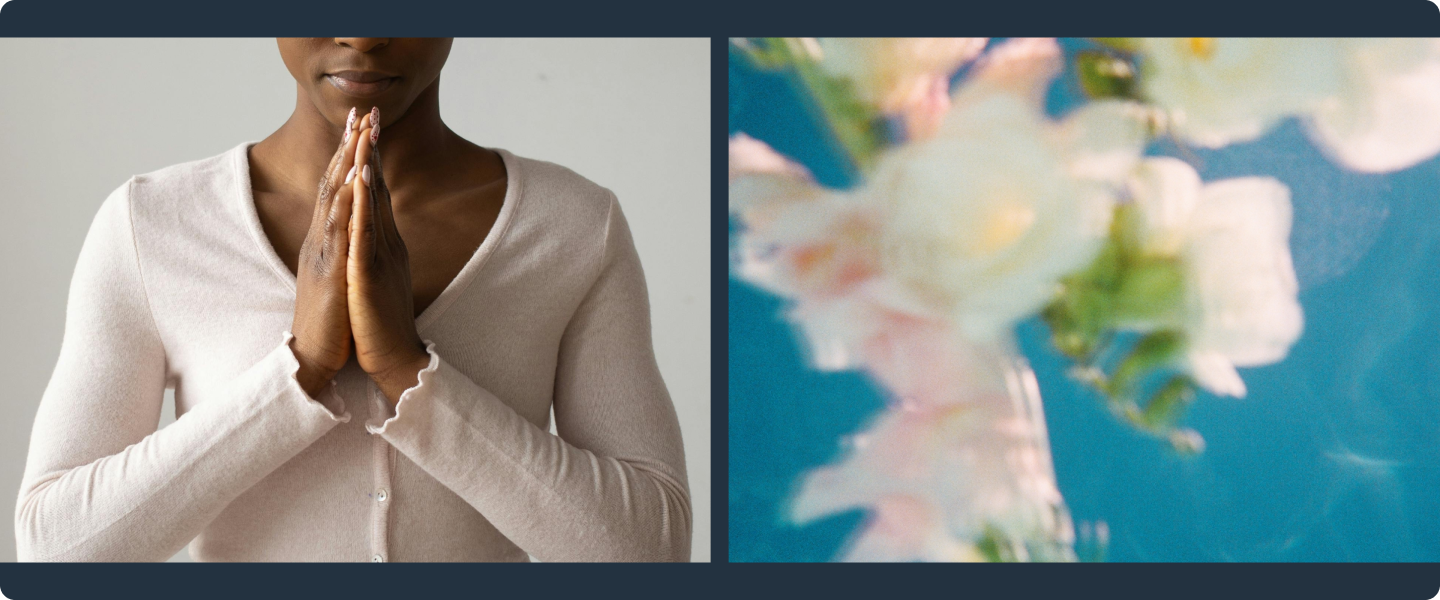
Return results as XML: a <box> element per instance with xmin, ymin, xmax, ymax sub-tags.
<box><xmin>1186</xmin><ymin>38</ymin><xmax>1216</xmax><ymax>60</ymax></box>
<box><xmin>965</xmin><ymin>202</ymin><xmax>1036</xmax><ymax>257</ymax></box>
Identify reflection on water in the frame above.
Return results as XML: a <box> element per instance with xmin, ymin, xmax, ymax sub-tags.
<box><xmin>729</xmin><ymin>39</ymin><xmax>1440</xmax><ymax>562</ymax></box>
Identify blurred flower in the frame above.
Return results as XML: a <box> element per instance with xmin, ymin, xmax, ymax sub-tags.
<box><xmin>1308</xmin><ymin>38</ymin><xmax>1440</xmax><ymax>173</ymax></box>
<box><xmin>1127</xmin><ymin>157</ymin><xmax>1304</xmax><ymax>397</ymax></box>
<box><xmin>1139</xmin><ymin>37</ymin><xmax>1440</xmax><ymax>172</ymax></box>
<box><xmin>816</xmin><ymin>38</ymin><xmax>988</xmax><ymax>140</ymax></box>
<box><xmin>790</xmin><ymin>339</ymin><xmax>1073</xmax><ymax>562</ymax></box>
<box><xmin>1138</xmin><ymin>38</ymin><xmax>1341</xmax><ymax>148</ymax></box>
<box><xmin>729</xmin><ymin>134</ymin><xmax>883</xmax><ymax>305</ymax></box>
<box><xmin>728</xmin><ymin>132</ymin><xmax>810</xmax><ymax>183</ymax></box>
<box><xmin>732</xmin><ymin>127</ymin><xmax>1078</xmax><ymax>557</ymax></box>
<box><xmin>872</xmin><ymin>38</ymin><xmax>1150</xmax><ymax>342</ymax></box>
<box><xmin>730</xmin><ymin>134</ymin><xmax>894</xmax><ymax>371</ymax></box>
<box><xmin>839</xmin><ymin>494</ymin><xmax>986</xmax><ymax>562</ymax></box>
<box><xmin>734</xmin><ymin>39</ymin><xmax>1150</xmax><ymax>347</ymax></box>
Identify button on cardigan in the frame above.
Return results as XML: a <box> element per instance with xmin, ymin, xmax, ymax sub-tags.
<box><xmin>14</xmin><ymin>142</ymin><xmax>692</xmax><ymax>562</ymax></box>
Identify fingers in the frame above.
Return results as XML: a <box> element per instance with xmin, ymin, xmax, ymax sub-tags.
<box><xmin>366</xmin><ymin>106</ymin><xmax>381</xmax><ymax>146</ymax></box>
<box><xmin>316</xmin><ymin>177</ymin><xmax>355</xmax><ymax>273</ymax></box>
<box><xmin>349</xmin><ymin>142</ymin><xmax>377</xmax><ymax>267</ymax></box>
<box><xmin>367</xmin><ymin>120</ymin><xmax>401</xmax><ymax>246</ymax></box>
<box><xmin>343</xmin><ymin>106</ymin><xmax>402</xmax><ymax>271</ymax></box>
<box><xmin>316</xmin><ymin>107</ymin><xmax>360</xmax><ymax>217</ymax></box>
<box><xmin>332</xmin><ymin>112</ymin><xmax>363</xmax><ymax>193</ymax></box>
<box><xmin>327</xmin><ymin>170</ymin><xmax>355</xmax><ymax>268</ymax></box>
<box><xmin>354</xmin><ymin>120</ymin><xmax>373</xmax><ymax>187</ymax></box>
<box><xmin>316</xmin><ymin>108</ymin><xmax>365</xmax><ymax>229</ymax></box>
<box><xmin>360</xmin><ymin>114</ymin><xmax>400</xmax><ymax>246</ymax></box>
<box><xmin>355</xmin><ymin>107</ymin><xmax>402</xmax><ymax>251</ymax></box>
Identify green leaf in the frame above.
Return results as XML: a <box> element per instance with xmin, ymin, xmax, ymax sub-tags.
<box><xmin>738</xmin><ymin>38</ymin><xmax>886</xmax><ymax>173</ymax></box>
<box><xmin>1108</xmin><ymin>202</ymin><xmax>1150</xmax><ymax>257</ymax></box>
<box><xmin>1083</xmin><ymin>237</ymin><xmax>1125</xmax><ymax>292</ymax></box>
<box><xmin>1113</xmin><ymin>257</ymin><xmax>1185</xmax><ymax>321</ymax></box>
<box><xmin>975</xmin><ymin>524</ymin><xmax>1018</xmax><ymax>562</ymax></box>
<box><xmin>804</xmin><ymin>70</ymin><xmax>886</xmax><ymax>168</ymax></box>
<box><xmin>1046</xmin><ymin>205</ymin><xmax>1210</xmax><ymax>454</ymax></box>
<box><xmin>729</xmin><ymin>38</ymin><xmax>790</xmax><ymax>70</ymax></box>
<box><xmin>1076</xmin><ymin>51</ymin><xmax>1139</xmax><ymax>100</ymax></box>
<box><xmin>1108</xmin><ymin>330</ymin><xmax>1185</xmax><ymax>396</ymax></box>
<box><xmin>1141</xmin><ymin>374</ymin><xmax>1196</xmax><ymax>430</ymax></box>
<box><xmin>1042</xmin><ymin>299</ymin><xmax>1088</xmax><ymax>359</ymax></box>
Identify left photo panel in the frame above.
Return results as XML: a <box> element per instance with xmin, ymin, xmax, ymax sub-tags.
<box><xmin>0</xmin><ymin>38</ymin><xmax>710</xmax><ymax>562</ymax></box>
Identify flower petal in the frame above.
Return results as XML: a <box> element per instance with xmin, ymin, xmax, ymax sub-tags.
<box><xmin>1188</xmin><ymin>350</ymin><xmax>1248</xmax><ymax>397</ymax></box>
<box><xmin>1307</xmin><ymin>38</ymin><xmax>1440</xmax><ymax>173</ymax></box>
<box><xmin>1184</xmin><ymin>176</ymin><xmax>1304</xmax><ymax>367</ymax></box>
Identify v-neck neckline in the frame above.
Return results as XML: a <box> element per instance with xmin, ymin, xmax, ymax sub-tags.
<box><xmin>232</xmin><ymin>141</ymin><xmax>523</xmax><ymax>333</ymax></box>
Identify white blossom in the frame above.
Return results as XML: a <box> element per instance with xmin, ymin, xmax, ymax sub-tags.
<box><xmin>1138</xmin><ymin>38</ymin><xmax>1341</xmax><ymax>148</ymax></box>
<box><xmin>872</xmin><ymin>38</ymin><xmax>1149</xmax><ymax>342</ymax></box>
<box><xmin>1139</xmin><ymin>37</ymin><xmax>1440</xmax><ymax>173</ymax></box>
<box><xmin>817</xmin><ymin>37</ymin><xmax>987</xmax><ymax>110</ymax></box>
<box><xmin>1127</xmin><ymin>157</ymin><xmax>1304</xmax><ymax>397</ymax></box>
<box><xmin>790</xmin><ymin>335</ymin><xmax>1073</xmax><ymax>562</ymax></box>
<box><xmin>1307</xmin><ymin>38</ymin><xmax>1440</xmax><ymax>173</ymax></box>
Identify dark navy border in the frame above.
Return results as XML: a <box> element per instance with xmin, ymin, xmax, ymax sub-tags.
<box><xmin>1</xmin><ymin>563</ymin><xmax>1439</xmax><ymax>598</ymax></box>
<box><xmin>2</xmin><ymin>0</ymin><xmax>1440</xmax><ymax>597</ymax></box>
<box><xmin>1</xmin><ymin>0</ymin><xmax>1438</xmax><ymax>35</ymax></box>
<box><xmin>712</xmin><ymin>36</ymin><xmax>731</xmax><ymax>569</ymax></box>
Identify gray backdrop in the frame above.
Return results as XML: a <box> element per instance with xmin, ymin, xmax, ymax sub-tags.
<box><xmin>0</xmin><ymin>38</ymin><xmax>710</xmax><ymax>562</ymax></box>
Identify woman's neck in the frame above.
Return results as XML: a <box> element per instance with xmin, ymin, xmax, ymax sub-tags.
<box><xmin>251</xmin><ymin>81</ymin><xmax>471</xmax><ymax>210</ymax></box>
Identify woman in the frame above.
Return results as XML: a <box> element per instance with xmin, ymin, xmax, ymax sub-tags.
<box><xmin>14</xmin><ymin>38</ymin><xmax>691</xmax><ymax>562</ymax></box>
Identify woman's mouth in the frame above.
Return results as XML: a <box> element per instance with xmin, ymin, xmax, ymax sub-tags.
<box><xmin>325</xmin><ymin>70</ymin><xmax>398</xmax><ymax>97</ymax></box>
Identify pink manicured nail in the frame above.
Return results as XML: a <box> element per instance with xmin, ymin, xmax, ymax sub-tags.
<box><xmin>370</xmin><ymin>106</ymin><xmax>380</xmax><ymax>143</ymax></box>
<box><xmin>344</xmin><ymin>165</ymin><xmax>357</xmax><ymax>184</ymax></box>
<box><xmin>343</xmin><ymin>107</ymin><xmax>356</xmax><ymax>144</ymax></box>
<box><xmin>361</xmin><ymin>165</ymin><xmax>371</xmax><ymax>185</ymax></box>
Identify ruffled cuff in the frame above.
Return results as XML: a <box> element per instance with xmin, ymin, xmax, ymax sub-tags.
<box><xmin>366</xmin><ymin>340</ymin><xmax>439</xmax><ymax>435</ymax></box>
<box><xmin>280</xmin><ymin>331</ymin><xmax>352</xmax><ymax>423</ymax></box>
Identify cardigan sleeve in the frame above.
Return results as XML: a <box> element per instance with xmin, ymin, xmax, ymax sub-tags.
<box><xmin>368</xmin><ymin>194</ymin><xmax>692</xmax><ymax>562</ymax></box>
<box><xmin>14</xmin><ymin>180</ymin><xmax>352</xmax><ymax>562</ymax></box>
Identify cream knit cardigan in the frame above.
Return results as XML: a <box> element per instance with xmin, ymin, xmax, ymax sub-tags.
<box><xmin>14</xmin><ymin>143</ymin><xmax>691</xmax><ymax>562</ymax></box>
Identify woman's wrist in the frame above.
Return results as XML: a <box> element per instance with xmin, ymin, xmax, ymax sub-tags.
<box><xmin>294</xmin><ymin>358</ymin><xmax>336</xmax><ymax>399</ymax></box>
<box><xmin>370</xmin><ymin>345</ymin><xmax>431</xmax><ymax>406</ymax></box>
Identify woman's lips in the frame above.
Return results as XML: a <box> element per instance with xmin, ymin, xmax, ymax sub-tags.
<box><xmin>325</xmin><ymin>72</ymin><xmax>397</xmax><ymax>97</ymax></box>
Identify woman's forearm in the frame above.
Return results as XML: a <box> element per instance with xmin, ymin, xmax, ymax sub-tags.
<box><xmin>16</xmin><ymin>335</ymin><xmax>350</xmax><ymax>561</ymax></box>
<box><xmin>15</xmin><ymin>182</ymin><xmax>350</xmax><ymax>561</ymax></box>
<box><xmin>367</xmin><ymin>348</ymin><xmax>691</xmax><ymax>562</ymax></box>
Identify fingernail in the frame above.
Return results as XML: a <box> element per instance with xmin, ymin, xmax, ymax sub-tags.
<box><xmin>344</xmin><ymin>165</ymin><xmax>357</xmax><ymax>184</ymax></box>
<box><xmin>370</xmin><ymin>106</ymin><xmax>381</xmax><ymax>143</ymax></box>
<box><xmin>343</xmin><ymin>107</ymin><xmax>356</xmax><ymax>144</ymax></box>
<box><xmin>361</xmin><ymin>165</ymin><xmax>372</xmax><ymax>185</ymax></box>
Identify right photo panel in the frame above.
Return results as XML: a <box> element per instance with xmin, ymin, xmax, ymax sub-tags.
<box><xmin>728</xmin><ymin>37</ymin><xmax>1440</xmax><ymax>562</ymax></box>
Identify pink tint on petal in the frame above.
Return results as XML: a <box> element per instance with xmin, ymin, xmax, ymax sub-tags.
<box><xmin>960</xmin><ymin>37</ymin><xmax>1063</xmax><ymax>111</ymax></box>
<box><xmin>864</xmin><ymin>403</ymin><xmax>985</xmax><ymax>483</ymax></box>
<box><xmin>873</xmin><ymin>494</ymin><xmax>938</xmax><ymax>537</ymax></box>
<box><xmin>898</xmin><ymin>76</ymin><xmax>955</xmax><ymax>141</ymax></box>
<box><xmin>773</xmin><ymin>212</ymin><xmax>883</xmax><ymax>300</ymax></box>
<box><xmin>872</xmin><ymin>38</ymin><xmax>988</xmax><ymax>114</ymax></box>
<box><xmin>858</xmin><ymin>313</ymin><xmax>990</xmax><ymax>409</ymax></box>
<box><xmin>790</xmin><ymin>464</ymin><xmax>866</xmax><ymax>524</ymax></box>
<box><xmin>729</xmin><ymin>133</ymin><xmax>811</xmax><ymax>181</ymax></box>
<box><xmin>790</xmin><ymin>410</ymin><xmax>951</xmax><ymax>521</ymax></box>
<box><xmin>842</xmin><ymin>523</ymin><xmax>923</xmax><ymax>562</ymax></box>
<box><xmin>876</xmin><ymin>411</ymin><xmax>941</xmax><ymax>481</ymax></box>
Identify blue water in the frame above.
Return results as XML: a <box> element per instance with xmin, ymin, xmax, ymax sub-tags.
<box><xmin>728</xmin><ymin>40</ymin><xmax>1440</xmax><ymax>562</ymax></box>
